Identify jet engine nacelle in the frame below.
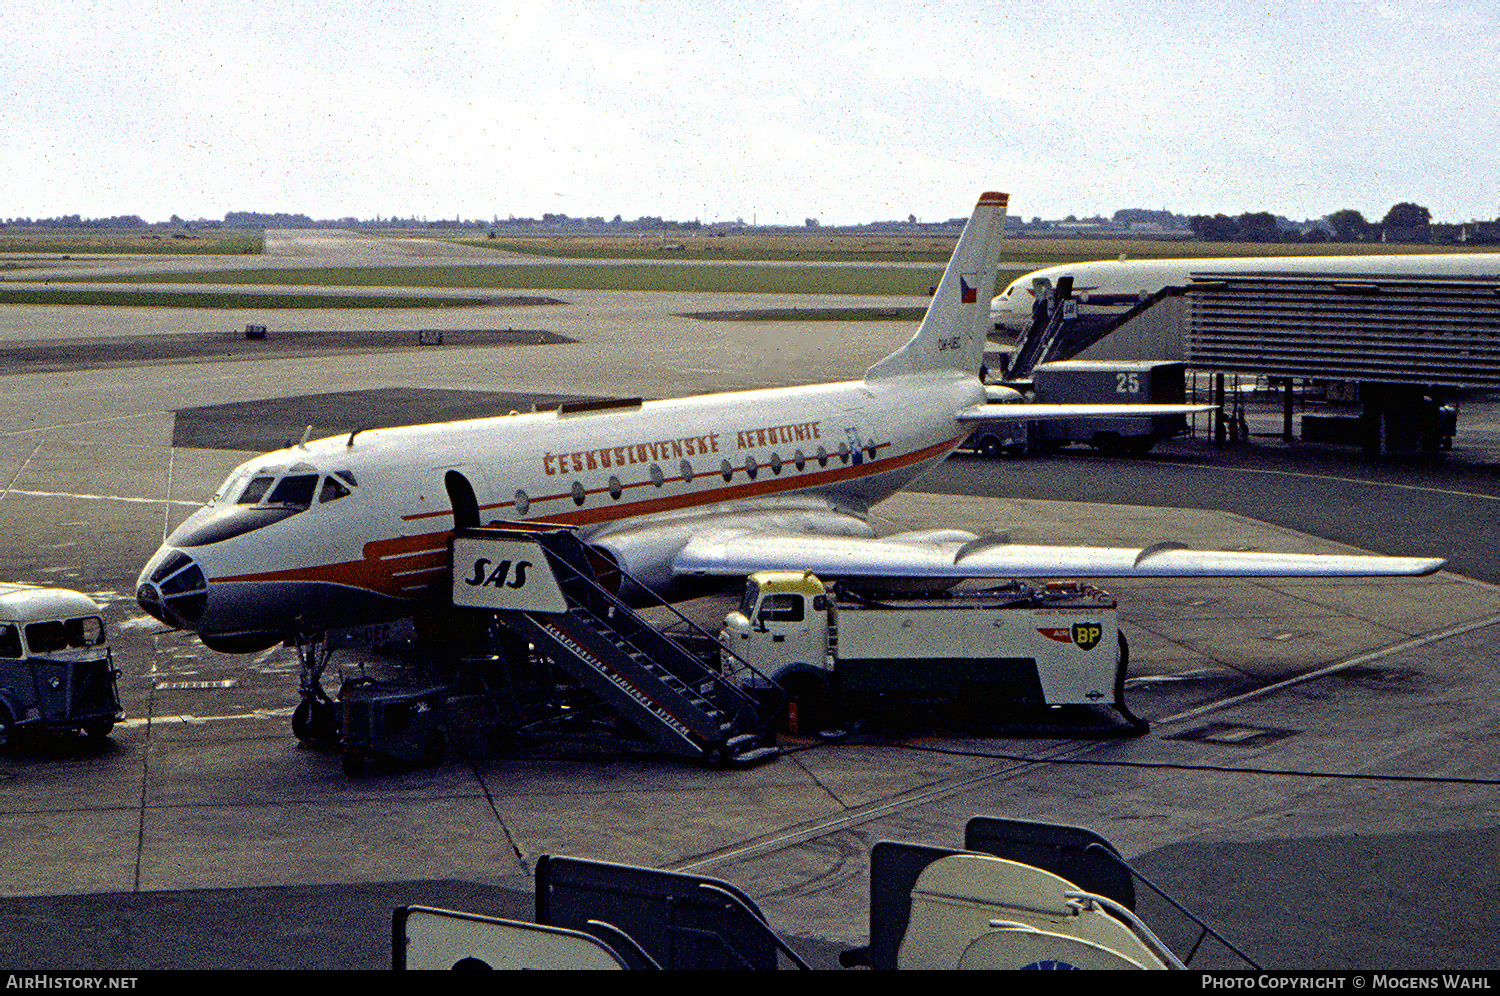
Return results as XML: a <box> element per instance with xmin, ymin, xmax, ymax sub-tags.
<box><xmin>584</xmin><ymin>506</ymin><xmax>881</xmax><ymax>600</ymax></box>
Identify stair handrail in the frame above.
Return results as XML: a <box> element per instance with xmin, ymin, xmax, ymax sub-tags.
<box><xmin>1081</xmin><ymin>842</ymin><xmax>1260</xmax><ymax>969</ymax></box>
<box><xmin>467</xmin><ymin>523</ymin><xmax>785</xmax><ymax>730</ymax></box>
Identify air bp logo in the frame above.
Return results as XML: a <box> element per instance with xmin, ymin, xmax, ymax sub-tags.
<box><xmin>1072</xmin><ymin>623</ymin><xmax>1103</xmax><ymax>651</ymax></box>
<box><xmin>1037</xmin><ymin>623</ymin><xmax>1104</xmax><ymax>650</ymax></box>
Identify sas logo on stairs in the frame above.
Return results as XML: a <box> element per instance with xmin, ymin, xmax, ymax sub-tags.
<box><xmin>1036</xmin><ymin>623</ymin><xmax>1104</xmax><ymax>651</ymax></box>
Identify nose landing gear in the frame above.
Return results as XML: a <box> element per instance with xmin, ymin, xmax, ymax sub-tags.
<box><xmin>291</xmin><ymin>631</ymin><xmax>339</xmax><ymax>747</ymax></box>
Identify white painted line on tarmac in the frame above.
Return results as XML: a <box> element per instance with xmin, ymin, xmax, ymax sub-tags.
<box><xmin>0</xmin><ymin>411</ymin><xmax>175</xmax><ymax>437</ymax></box>
<box><xmin>118</xmin><ymin>706</ymin><xmax>294</xmax><ymax>729</ymax></box>
<box><xmin>1155</xmin><ymin>610</ymin><xmax>1500</xmax><ymax>726</ymax></box>
<box><xmin>0</xmin><ymin>488</ymin><xmax>200</xmax><ymax>506</ymax></box>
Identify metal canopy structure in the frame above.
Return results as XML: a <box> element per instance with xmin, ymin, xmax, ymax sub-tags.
<box><xmin>1184</xmin><ymin>273</ymin><xmax>1500</xmax><ymax>389</ymax></box>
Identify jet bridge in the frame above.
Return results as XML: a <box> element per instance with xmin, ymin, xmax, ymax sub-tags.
<box><xmin>1184</xmin><ymin>273</ymin><xmax>1500</xmax><ymax>456</ymax></box>
<box><xmin>450</xmin><ymin>524</ymin><xmax>780</xmax><ymax>767</ymax></box>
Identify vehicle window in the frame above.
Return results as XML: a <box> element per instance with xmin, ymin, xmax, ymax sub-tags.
<box><xmin>25</xmin><ymin>620</ymin><xmax>66</xmax><ymax>654</ymax></box>
<box><xmin>267</xmin><ymin>474</ymin><xmax>319</xmax><ymax>509</ymax></box>
<box><xmin>64</xmin><ymin>617</ymin><xmax>105</xmax><ymax>647</ymax></box>
<box><xmin>763</xmin><ymin>594</ymin><xmax>803</xmax><ymax>622</ymax></box>
<box><xmin>0</xmin><ymin>624</ymin><xmax>20</xmax><ymax>659</ymax></box>
<box><xmin>319</xmin><ymin>476</ymin><xmax>351</xmax><ymax>503</ymax></box>
<box><xmin>333</xmin><ymin>470</ymin><xmax>358</xmax><ymax>488</ymax></box>
<box><xmin>237</xmin><ymin>475</ymin><xmax>275</xmax><ymax>505</ymax></box>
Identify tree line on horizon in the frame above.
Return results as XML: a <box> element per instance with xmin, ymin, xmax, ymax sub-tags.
<box><xmin>5</xmin><ymin>202</ymin><xmax>1499</xmax><ymax>245</ymax></box>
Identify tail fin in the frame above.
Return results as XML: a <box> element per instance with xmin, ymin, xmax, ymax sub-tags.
<box><xmin>865</xmin><ymin>191</ymin><xmax>1008</xmax><ymax>381</ymax></box>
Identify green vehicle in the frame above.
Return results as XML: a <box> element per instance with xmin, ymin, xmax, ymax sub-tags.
<box><xmin>0</xmin><ymin>585</ymin><xmax>122</xmax><ymax>746</ymax></box>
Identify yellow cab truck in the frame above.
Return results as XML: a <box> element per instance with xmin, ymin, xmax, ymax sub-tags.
<box><xmin>718</xmin><ymin>571</ymin><xmax>1141</xmax><ymax>735</ymax></box>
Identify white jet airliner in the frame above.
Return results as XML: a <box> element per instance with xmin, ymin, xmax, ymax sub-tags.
<box><xmin>991</xmin><ymin>253</ymin><xmax>1500</xmax><ymax>333</ymax></box>
<box><xmin>136</xmin><ymin>192</ymin><xmax>1443</xmax><ymax>655</ymax></box>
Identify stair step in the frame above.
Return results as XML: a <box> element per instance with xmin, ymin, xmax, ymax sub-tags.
<box><xmin>728</xmin><ymin>746</ymin><xmax>780</xmax><ymax>766</ymax></box>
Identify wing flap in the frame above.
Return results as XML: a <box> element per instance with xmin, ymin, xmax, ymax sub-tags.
<box><xmin>672</xmin><ymin>530</ymin><xmax>1444</xmax><ymax>579</ymax></box>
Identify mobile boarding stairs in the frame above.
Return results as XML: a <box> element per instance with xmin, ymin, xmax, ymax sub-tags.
<box><xmin>450</xmin><ymin>524</ymin><xmax>781</xmax><ymax>768</ymax></box>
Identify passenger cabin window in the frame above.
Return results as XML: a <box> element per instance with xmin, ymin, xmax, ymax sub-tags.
<box><xmin>0</xmin><ymin>624</ymin><xmax>20</xmax><ymax>659</ymax></box>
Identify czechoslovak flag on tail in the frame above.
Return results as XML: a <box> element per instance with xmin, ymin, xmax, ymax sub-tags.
<box><xmin>960</xmin><ymin>274</ymin><xmax>978</xmax><ymax>303</ymax></box>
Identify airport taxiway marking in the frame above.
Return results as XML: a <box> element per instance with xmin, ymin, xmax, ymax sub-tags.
<box><xmin>0</xmin><ymin>489</ymin><xmax>199</xmax><ymax>507</ymax></box>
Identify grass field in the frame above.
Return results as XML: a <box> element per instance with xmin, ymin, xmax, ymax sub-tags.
<box><xmin>0</xmin><ymin>289</ymin><xmax>489</xmax><ymax>309</ymax></box>
<box><xmin>6</xmin><ymin>229</ymin><xmax>1492</xmax><ymax>309</ymax></box>
<box><xmin>0</xmin><ymin>232</ymin><xmax>262</xmax><ymax>255</ymax></box>
<box><xmin>446</xmin><ymin>231</ymin><xmax>1484</xmax><ymax>266</ymax></box>
<box><xmin>56</xmin><ymin>262</ymin><xmax>958</xmax><ymax>297</ymax></box>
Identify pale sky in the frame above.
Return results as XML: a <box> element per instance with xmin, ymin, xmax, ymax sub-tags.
<box><xmin>4</xmin><ymin>0</ymin><xmax>1497</xmax><ymax>226</ymax></box>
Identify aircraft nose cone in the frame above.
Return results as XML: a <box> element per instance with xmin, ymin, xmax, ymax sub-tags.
<box><xmin>137</xmin><ymin>550</ymin><xmax>208</xmax><ymax>628</ymax></box>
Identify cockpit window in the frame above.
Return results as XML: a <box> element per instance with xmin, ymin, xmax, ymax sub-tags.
<box><xmin>319</xmin><ymin>476</ymin><xmax>351</xmax><ymax>503</ymax></box>
<box><xmin>334</xmin><ymin>470</ymin><xmax>357</xmax><ymax>488</ymax></box>
<box><xmin>267</xmin><ymin>474</ymin><xmax>319</xmax><ymax>509</ymax></box>
<box><xmin>237</xmin><ymin>475</ymin><xmax>275</xmax><ymax>505</ymax></box>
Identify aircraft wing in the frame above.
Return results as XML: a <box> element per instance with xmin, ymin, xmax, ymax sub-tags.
<box><xmin>957</xmin><ymin>403</ymin><xmax>1216</xmax><ymax>422</ymax></box>
<box><xmin>672</xmin><ymin>529</ymin><xmax>1445</xmax><ymax>580</ymax></box>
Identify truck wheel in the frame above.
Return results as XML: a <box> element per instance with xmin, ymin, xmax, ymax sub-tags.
<box><xmin>979</xmin><ymin>436</ymin><xmax>1002</xmax><ymax>458</ymax></box>
<box><xmin>82</xmin><ymin>720</ymin><xmax>114</xmax><ymax>740</ymax></box>
<box><xmin>0</xmin><ymin>709</ymin><xmax>11</xmax><ymax>750</ymax></box>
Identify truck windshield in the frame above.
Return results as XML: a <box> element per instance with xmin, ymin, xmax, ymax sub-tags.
<box><xmin>0</xmin><ymin>624</ymin><xmax>19</xmax><ymax>659</ymax></box>
<box><xmin>24</xmin><ymin>617</ymin><xmax>105</xmax><ymax>654</ymax></box>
